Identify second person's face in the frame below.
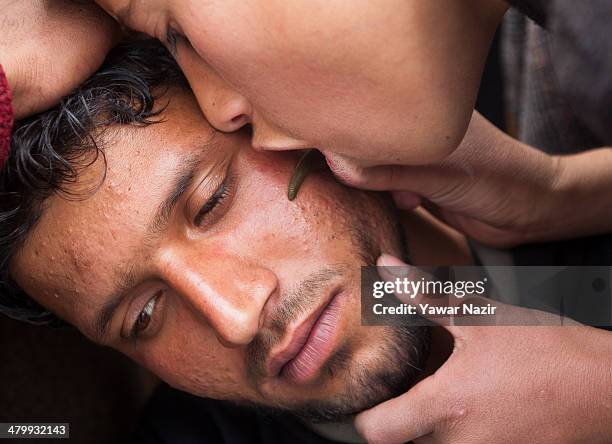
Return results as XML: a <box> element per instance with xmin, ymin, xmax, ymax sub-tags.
<box><xmin>96</xmin><ymin>0</ymin><xmax>506</xmax><ymax>174</ymax></box>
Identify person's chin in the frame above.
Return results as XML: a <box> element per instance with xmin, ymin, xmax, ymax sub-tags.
<box><xmin>254</xmin><ymin>287</ymin><xmax>430</xmax><ymax>421</ymax></box>
<box><xmin>255</xmin><ymin>335</ymin><xmax>428</xmax><ymax>423</ymax></box>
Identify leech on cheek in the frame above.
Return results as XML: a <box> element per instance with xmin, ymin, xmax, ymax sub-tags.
<box><xmin>287</xmin><ymin>149</ymin><xmax>318</xmax><ymax>201</ymax></box>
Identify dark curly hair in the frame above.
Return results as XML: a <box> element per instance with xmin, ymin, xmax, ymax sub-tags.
<box><xmin>0</xmin><ymin>39</ymin><xmax>187</xmax><ymax>326</ymax></box>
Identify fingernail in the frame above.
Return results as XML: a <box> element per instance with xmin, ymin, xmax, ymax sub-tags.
<box><xmin>392</xmin><ymin>191</ymin><xmax>422</xmax><ymax>209</ymax></box>
<box><xmin>378</xmin><ymin>253</ymin><xmax>410</xmax><ymax>276</ymax></box>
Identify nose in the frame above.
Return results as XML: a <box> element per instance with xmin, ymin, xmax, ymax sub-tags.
<box><xmin>176</xmin><ymin>48</ymin><xmax>252</xmax><ymax>133</ymax></box>
<box><xmin>156</xmin><ymin>247</ymin><xmax>278</xmax><ymax>347</ymax></box>
<box><xmin>197</xmin><ymin>83</ymin><xmax>252</xmax><ymax>133</ymax></box>
<box><xmin>207</xmin><ymin>92</ymin><xmax>252</xmax><ymax>133</ymax></box>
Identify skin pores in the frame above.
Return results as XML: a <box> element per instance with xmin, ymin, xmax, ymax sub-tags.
<box><xmin>12</xmin><ymin>91</ymin><xmax>429</xmax><ymax>421</ymax></box>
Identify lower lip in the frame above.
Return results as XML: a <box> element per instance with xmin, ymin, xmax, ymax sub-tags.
<box><xmin>281</xmin><ymin>292</ymin><xmax>344</xmax><ymax>384</ymax></box>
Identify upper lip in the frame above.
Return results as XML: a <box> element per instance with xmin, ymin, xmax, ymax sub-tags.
<box><xmin>266</xmin><ymin>290</ymin><xmax>337</xmax><ymax>377</ymax></box>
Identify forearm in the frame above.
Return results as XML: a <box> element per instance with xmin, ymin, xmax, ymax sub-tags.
<box><xmin>447</xmin><ymin>114</ymin><xmax>612</xmax><ymax>246</ymax></box>
<box><xmin>0</xmin><ymin>0</ymin><xmax>121</xmax><ymax>123</ymax></box>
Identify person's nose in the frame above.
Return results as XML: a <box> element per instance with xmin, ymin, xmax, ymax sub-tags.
<box><xmin>156</xmin><ymin>247</ymin><xmax>278</xmax><ymax>347</ymax></box>
<box><xmin>197</xmin><ymin>81</ymin><xmax>252</xmax><ymax>133</ymax></box>
<box><xmin>177</xmin><ymin>48</ymin><xmax>252</xmax><ymax>133</ymax></box>
<box><xmin>174</xmin><ymin>45</ymin><xmax>308</xmax><ymax>148</ymax></box>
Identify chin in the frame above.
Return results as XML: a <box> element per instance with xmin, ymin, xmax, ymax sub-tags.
<box><xmin>254</xmin><ymin>325</ymin><xmax>431</xmax><ymax>423</ymax></box>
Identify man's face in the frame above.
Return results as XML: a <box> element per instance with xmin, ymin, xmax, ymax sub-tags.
<box><xmin>13</xmin><ymin>91</ymin><xmax>428</xmax><ymax>421</ymax></box>
<box><xmin>96</xmin><ymin>0</ymin><xmax>506</xmax><ymax>173</ymax></box>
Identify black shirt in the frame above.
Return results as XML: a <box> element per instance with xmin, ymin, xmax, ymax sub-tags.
<box><xmin>508</xmin><ymin>0</ymin><xmax>612</xmax><ymax>145</ymax></box>
<box><xmin>501</xmin><ymin>1</ymin><xmax>612</xmax><ymax>326</ymax></box>
<box><xmin>131</xmin><ymin>385</ymin><xmax>344</xmax><ymax>444</ymax></box>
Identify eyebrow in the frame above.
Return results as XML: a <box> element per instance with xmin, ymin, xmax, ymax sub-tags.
<box><xmin>93</xmin><ymin>148</ymin><xmax>211</xmax><ymax>342</ymax></box>
<box><xmin>148</xmin><ymin>153</ymin><xmax>202</xmax><ymax>237</ymax></box>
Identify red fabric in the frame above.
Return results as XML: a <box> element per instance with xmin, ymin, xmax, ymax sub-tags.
<box><xmin>0</xmin><ymin>63</ymin><xmax>13</xmax><ymax>169</ymax></box>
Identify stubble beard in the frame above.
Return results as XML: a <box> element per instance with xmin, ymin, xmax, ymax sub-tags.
<box><xmin>244</xmin><ymin>191</ymin><xmax>431</xmax><ymax>422</ymax></box>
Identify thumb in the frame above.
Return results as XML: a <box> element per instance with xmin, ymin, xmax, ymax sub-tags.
<box><xmin>391</xmin><ymin>190</ymin><xmax>422</xmax><ymax>210</ymax></box>
<box><xmin>377</xmin><ymin>254</ymin><xmax>463</xmax><ymax>336</ymax></box>
<box><xmin>354</xmin><ymin>377</ymin><xmax>442</xmax><ymax>444</ymax></box>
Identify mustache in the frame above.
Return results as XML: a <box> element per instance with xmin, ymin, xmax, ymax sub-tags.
<box><xmin>246</xmin><ymin>266</ymin><xmax>345</xmax><ymax>382</ymax></box>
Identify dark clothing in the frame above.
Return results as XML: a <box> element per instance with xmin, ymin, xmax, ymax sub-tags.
<box><xmin>507</xmin><ymin>0</ymin><xmax>547</xmax><ymax>25</ymax></box>
<box><xmin>501</xmin><ymin>6</ymin><xmax>612</xmax><ymax>270</ymax></box>
<box><xmin>500</xmin><ymin>7</ymin><xmax>612</xmax><ymax>327</ymax></box>
<box><xmin>131</xmin><ymin>384</ymin><xmax>342</xmax><ymax>444</ymax></box>
<box><xmin>507</xmin><ymin>0</ymin><xmax>612</xmax><ymax>145</ymax></box>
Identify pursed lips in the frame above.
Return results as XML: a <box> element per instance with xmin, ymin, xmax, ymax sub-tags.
<box><xmin>266</xmin><ymin>288</ymin><xmax>339</xmax><ymax>379</ymax></box>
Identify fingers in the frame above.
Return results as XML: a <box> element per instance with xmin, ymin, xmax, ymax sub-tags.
<box><xmin>392</xmin><ymin>190</ymin><xmax>422</xmax><ymax>210</ymax></box>
<box><xmin>419</xmin><ymin>200</ymin><xmax>526</xmax><ymax>248</ymax></box>
<box><xmin>376</xmin><ymin>254</ymin><xmax>465</xmax><ymax>336</ymax></box>
<box><xmin>324</xmin><ymin>152</ymin><xmax>453</xmax><ymax>196</ymax></box>
<box><xmin>376</xmin><ymin>253</ymin><xmax>436</xmax><ymax>302</ymax></box>
<box><xmin>354</xmin><ymin>378</ymin><xmax>441</xmax><ymax>444</ymax></box>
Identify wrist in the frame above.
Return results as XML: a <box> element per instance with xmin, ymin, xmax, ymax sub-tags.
<box><xmin>545</xmin><ymin>149</ymin><xmax>612</xmax><ymax>240</ymax></box>
<box><xmin>500</xmin><ymin>144</ymin><xmax>569</xmax><ymax>244</ymax></box>
<box><xmin>525</xmin><ymin>154</ymin><xmax>571</xmax><ymax>240</ymax></box>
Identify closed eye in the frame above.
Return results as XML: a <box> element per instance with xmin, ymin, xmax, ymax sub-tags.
<box><xmin>194</xmin><ymin>180</ymin><xmax>231</xmax><ymax>226</ymax></box>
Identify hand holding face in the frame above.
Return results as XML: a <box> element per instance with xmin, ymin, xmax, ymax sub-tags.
<box><xmin>326</xmin><ymin>112</ymin><xmax>612</xmax><ymax>248</ymax></box>
<box><xmin>354</xmin><ymin>254</ymin><xmax>612</xmax><ymax>444</ymax></box>
<box><xmin>0</xmin><ymin>0</ymin><xmax>121</xmax><ymax>119</ymax></box>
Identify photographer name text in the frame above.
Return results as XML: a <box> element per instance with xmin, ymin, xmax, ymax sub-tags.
<box><xmin>372</xmin><ymin>302</ymin><xmax>497</xmax><ymax>316</ymax></box>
